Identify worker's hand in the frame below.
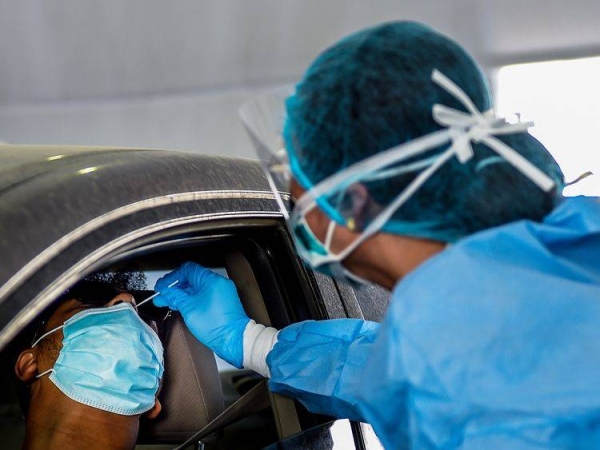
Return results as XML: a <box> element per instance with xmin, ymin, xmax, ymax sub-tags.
<box><xmin>154</xmin><ymin>262</ymin><xmax>250</xmax><ymax>368</ymax></box>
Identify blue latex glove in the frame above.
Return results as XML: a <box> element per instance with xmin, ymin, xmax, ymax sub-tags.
<box><xmin>153</xmin><ymin>262</ymin><xmax>250</xmax><ymax>368</ymax></box>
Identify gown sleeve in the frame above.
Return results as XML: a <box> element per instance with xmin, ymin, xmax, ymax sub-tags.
<box><xmin>266</xmin><ymin>318</ymin><xmax>380</xmax><ymax>422</ymax></box>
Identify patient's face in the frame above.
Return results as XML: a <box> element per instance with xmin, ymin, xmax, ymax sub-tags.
<box><xmin>16</xmin><ymin>284</ymin><xmax>164</xmax><ymax>449</ymax></box>
<box><xmin>20</xmin><ymin>288</ymin><xmax>163</xmax><ymax>419</ymax></box>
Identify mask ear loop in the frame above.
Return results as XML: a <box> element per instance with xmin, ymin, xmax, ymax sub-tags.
<box><xmin>32</xmin><ymin>323</ymin><xmax>65</xmax><ymax>379</ymax></box>
<box><xmin>324</xmin><ymin>220</ymin><xmax>337</xmax><ymax>252</ymax></box>
<box><xmin>31</xmin><ymin>324</ymin><xmax>64</xmax><ymax>348</ymax></box>
<box><xmin>36</xmin><ymin>368</ymin><xmax>54</xmax><ymax>379</ymax></box>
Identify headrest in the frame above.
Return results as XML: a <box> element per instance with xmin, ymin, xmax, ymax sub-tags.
<box><xmin>138</xmin><ymin>313</ymin><xmax>225</xmax><ymax>444</ymax></box>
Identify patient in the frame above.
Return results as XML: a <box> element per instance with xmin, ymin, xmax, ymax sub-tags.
<box><xmin>14</xmin><ymin>273</ymin><xmax>164</xmax><ymax>450</ymax></box>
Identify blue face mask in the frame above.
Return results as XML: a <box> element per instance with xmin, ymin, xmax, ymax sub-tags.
<box><xmin>33</xmin><ymin>302</ymin><xmax>164</xmax><ymax>415</ymax></box>
<box><xmin>291</xmin><ymin>217</ymin><xmax>369</xmax><ymax>288</ymax></box>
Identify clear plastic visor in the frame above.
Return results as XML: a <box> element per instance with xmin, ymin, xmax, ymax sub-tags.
<box><xmin>239</xmin><ymin>86</ymin><xmax>294</xmax><ymax>219</ymax></box>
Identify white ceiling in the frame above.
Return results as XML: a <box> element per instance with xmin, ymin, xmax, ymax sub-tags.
<box><xmin>0</xmin><ymin>0</ymin><xmax>598</xmax><ymax>154</ymax></box>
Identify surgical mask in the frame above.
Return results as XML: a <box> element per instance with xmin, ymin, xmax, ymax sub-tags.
<box><xmin>33</xmin><ymin>302</ymin><xmax>164</xmax><ymax>415</ymax></box>
<box><xmin>292</xmin><ymin>217</ymin><xmax>370</xmax><ymax>287</ymax></box>
<box><xmin>240</xmin><ymin>70</ymin><xmax>556</xmax><ymax>282</ymax></box>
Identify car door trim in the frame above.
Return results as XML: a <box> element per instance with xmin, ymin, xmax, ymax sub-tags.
<box><xmin>0</xmin><ymin>189</ymin><xmax>282</xmax><ymax>311</ymax></box>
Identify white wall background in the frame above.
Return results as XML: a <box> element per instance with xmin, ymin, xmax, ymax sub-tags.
<box><xmin>0</xmin><ymin>0</ymin><xmax>599</xmax><ymax>157</ymax></box>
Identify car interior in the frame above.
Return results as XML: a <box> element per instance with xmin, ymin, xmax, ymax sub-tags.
<box><xmin>0</xmin><ymin>221</ymin><xmax>343</xmax><ymax>449</ymax></box>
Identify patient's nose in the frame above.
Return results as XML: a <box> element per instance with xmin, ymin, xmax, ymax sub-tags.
<box><xmin>106</xmin><ymin>292</ymin><xmax>136</xmax><ymax>307</ymax></box>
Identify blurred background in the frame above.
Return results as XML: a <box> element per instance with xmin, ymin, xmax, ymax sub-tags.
<box><xmin>0</xmin><ymin>0</ymin><xmax>599</xmax><ymax>194</ymax></box>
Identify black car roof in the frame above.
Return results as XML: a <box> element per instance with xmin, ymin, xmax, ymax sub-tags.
<box><xmin>0</xmin><ymin>145</ymin><xmax>269</xmax><ymax>194</ymax></box>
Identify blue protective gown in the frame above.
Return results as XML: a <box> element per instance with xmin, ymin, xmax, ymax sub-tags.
<box><xmin>267</xmin><ymin>196</ymin><xmax>600</xmax><ymax>449</ymax></box>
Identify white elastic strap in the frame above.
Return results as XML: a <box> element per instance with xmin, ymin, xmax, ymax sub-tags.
<box><xmin>299</xmin><ymin>129</ymin><xmax>451</xmax><ymax>202</ymax></box>
<box><xmin>479</xmin><ymin>135</ymin><xmax>555</xmax><ymax>191</ymax></box>
<box><xmin>265</xmin><ymin>170</ymin><xmax>290</xmax><ymax>220</ymax></box>
<box><xmin>431</xmin><ymin>69</ymin><xmax>555</xmax><ymax>192</ymax></box>
<box><xmin>363</xmin><ymin>154</ymin><xmax>440</xmax><ymax>182</ymax></box>
<box><xmin>242</xmin><ymin>320</ymin><xmax>279</xmax><ymax>378</ymax></box>
<box><xmin>324</xmin><ymin>220</ymin><xmax>337</xmax><ymax>250</ymax></box>
<box><xmin>31</xmin><ymin>324</ymin><xmax>64</xmax><ymax>348</ymax></box>
<box><xmin>36</xmin><ymin>368</ymin><xmax>53</xmax><ymax>379</ymax></box>
<box><xmin>432</xmin><ymin>70</ymin><xmax>483</xmax><ymax>118</ymax></box>
<box><xmin>333</xmin><ymin>146</ymin><xmax>455</xmax><ymax>262</ymax></box>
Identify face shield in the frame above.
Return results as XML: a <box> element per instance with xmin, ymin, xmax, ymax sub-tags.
<box><xmin>239</xmin><ymin>71</ymin><xmax>557</xmax><ymax>285</ymax></box>
<box><xmin>239</xmin><ymin>87</ymin><xmax>368</xmax><ymax>284</ymax></box>
<box><xmin>239</xmin><ymin>87</ymin><xmax>295</xmax><ymax>220</ymax></box>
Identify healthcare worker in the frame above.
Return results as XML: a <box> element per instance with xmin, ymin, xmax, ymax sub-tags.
<box><xmin>155</xmin><ymin>22</ymin><xmax>600</xmax><ymax>448</ymax></box>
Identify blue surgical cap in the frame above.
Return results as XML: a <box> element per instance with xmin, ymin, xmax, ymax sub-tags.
<box><xmin>284</xmin><ymin>21</ymin><xmax>564</xmax><ymax>242</ymax></box>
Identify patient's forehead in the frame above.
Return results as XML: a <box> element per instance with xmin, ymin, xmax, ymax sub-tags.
<box><xmin>43</xmin><ymin>295</ymin><xmax>160</xmax><ymax>346</ymax></box>
<box><xmin>44</xmin><ymin>294</ymin><xmax>134</xmax><ymax>331</ymax></box>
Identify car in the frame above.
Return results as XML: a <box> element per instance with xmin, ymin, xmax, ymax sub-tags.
<box><xmin>0</xmin><ymin>144</ymin><xmax>390</xmax><ymax>449</ymax></box>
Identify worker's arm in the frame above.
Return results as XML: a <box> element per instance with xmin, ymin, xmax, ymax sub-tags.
<box><xmin>266</xmin><ymin>318</ymin><xmax>380</xmax><ymax>422</ymax></box>
<box><xmin>154</xmin><ymin>262</ymin><xmax>379</xmax><ymax>422</ymax></box>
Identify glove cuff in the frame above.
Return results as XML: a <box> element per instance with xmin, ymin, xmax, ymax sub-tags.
<box><xmin>242</xmin><ymin>320</ymin><xmax>278</xmax><ymax>378</ymax></box>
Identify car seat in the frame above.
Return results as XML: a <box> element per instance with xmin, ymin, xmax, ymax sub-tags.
<box><xmin>137</xmin><ymin>312</ymin><xmax>225</xmax><ymax>444</ymax></box>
